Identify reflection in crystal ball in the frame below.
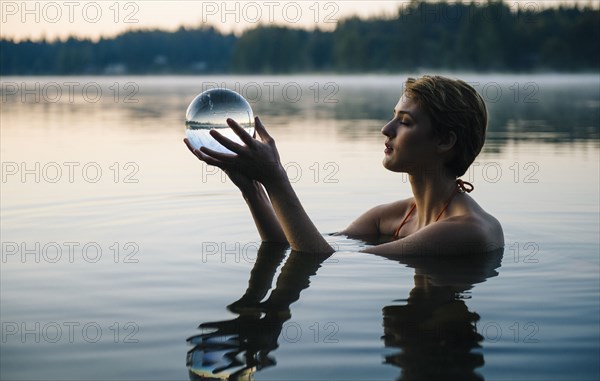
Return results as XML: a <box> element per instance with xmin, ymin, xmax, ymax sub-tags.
<box><xmin>185</xmin><ymin>88</ymin><xmax>254</xmax><ymax>154</ymax></box>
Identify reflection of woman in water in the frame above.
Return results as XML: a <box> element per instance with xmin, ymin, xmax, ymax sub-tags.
<box><xmin>184</xmin><ymin>75</ymin><xmax>503</xmax><ymax>255</ymax></box>
<box><xmin>187</xmin><ymin>243</ymin><xmax>503</xmax><ymax>380</ymax></box>
<box><xmin>185</xmin><ymin>75</ymin><xmax>506</xmax><ymax>379</ymax></box>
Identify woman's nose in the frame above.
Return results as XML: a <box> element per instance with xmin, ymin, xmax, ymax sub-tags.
<box><xmin>381</xmin><ymin>120</ymin><xmax>395</xmax><ymax>137</ymax></box>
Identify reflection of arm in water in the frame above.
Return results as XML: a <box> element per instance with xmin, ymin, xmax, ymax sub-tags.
<box><xmin>227</xmin><ymin>242</ymin><xmax>287</xmax><ymax>311</ymax></box>
<box><xmin>187</xmin><ymin>243</ymin><xmax>331</xmax><ymax>379</ymax></box>
<box><xmin>185</xmin><ymin>117</ymin><xmax>334</xmax><ymax>254</ymax></box>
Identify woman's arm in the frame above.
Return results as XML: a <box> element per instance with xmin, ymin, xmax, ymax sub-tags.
<box><xmin>184</xmin><ymin>139</ymin><xmax>286</xmax><ymax>243</ymax></box>
<box><xmin>190</xmin><ymin>117</ymin><xmax>334</xmax><ymax>254</ymax></box>
<box><xmin>336</xmin><ymin>205</ymin><xmax>383</xmax><ymax>236</ymax></box>
<box><xmin>337</xmin><ymin>199</ymin><xmax>414</xmax><ymax>237</ymax></box>
<box><xmin>240</xmin><ymin>181</ymin><xmax>288</xmax><ymax>243</ymax></box>
<box><xmin>262</xmin><ymin>172</ymin><xmax>334</xmax><ymax>253</ymax></box>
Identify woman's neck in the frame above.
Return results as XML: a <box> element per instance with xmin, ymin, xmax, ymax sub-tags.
<box><xmin>408</xmin><ymin>169</ymin><xmax>457</xmax><ymax>228</ymax></box>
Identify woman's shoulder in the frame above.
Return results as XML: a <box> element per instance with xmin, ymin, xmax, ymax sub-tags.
<box><xmin>364</xmin><ymin>205</ymin><xmax>504</xmax><ymax>256</ymax></box>
<box><xmin>340</xmin><ymin>197</ymin><xmax>414</xmax><ymax>237</ymax></box>
<box><xmin>373</xmin><ymin>197</ymin><xmax>416</xmax><ymax>236</ymax></box>
<box><xmin>461</xmin><ymin>196</ymin><xmax>502</xmax><ymax>224</ymax></box>
<box><xmin>377</xmin><ymin>197</ymin><xmax>415</xmax><ymax>214</ymax></box>
<box><xmin>448</xmin><ymin>198</ymin><xmax>504</xmax><ymax>248</ymax></box>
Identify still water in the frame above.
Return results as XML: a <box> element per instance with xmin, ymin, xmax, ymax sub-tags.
<box><xmin>1</xmin><ymin>75</ymin><xmax>599</xmax><ymax>380</ymax></box>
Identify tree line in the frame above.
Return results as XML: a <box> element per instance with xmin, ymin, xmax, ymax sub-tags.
<box><xmin>1</xmin><ymin>1</ymin><xmax>598</xmax><ymax>75</ymax></box>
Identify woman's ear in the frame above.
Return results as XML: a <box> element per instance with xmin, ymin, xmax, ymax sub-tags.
<box><xmin>437</xmin><ymin>131</ymin><xmax>457</xmax><ymax>154</ymax></box>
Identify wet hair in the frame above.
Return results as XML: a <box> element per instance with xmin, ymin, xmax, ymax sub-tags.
<box><xmin>404</xmin><ymin>75</ymin><xmax>487</xmax><ymax>177</ymax></box>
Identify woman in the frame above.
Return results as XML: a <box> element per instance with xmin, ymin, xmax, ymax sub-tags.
<box><xmin>184</xmin><ymin>75</ymin><xmax>504</xmax><ymax>255</ymax></box>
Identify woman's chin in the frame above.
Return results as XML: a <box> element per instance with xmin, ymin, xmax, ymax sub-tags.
<box><xmin>382</xmin><ymin>158</ymin><xmax>403</xmax><ymax>173</ymax></box>
<box><xmin>382</xmin><ymin>157</ymin><xmax>390</xmax><ymax>169</ymax></box>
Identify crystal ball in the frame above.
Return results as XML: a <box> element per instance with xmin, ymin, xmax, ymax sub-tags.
<box><xmin>185</xmin><ymin>88</ymin><xmax>254</xmax><ymax>154</ymax></box>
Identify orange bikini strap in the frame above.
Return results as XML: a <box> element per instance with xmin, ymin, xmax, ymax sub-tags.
<box><xmin>393</xmin><ymin>179</ymin><xmax>474</xmax><ymax>240</ymax></box>
<box><xmin>456</xmin><ymin>179</ymin><xmax>474</xmax><ymax>193</ymax></box>
<box><xmin>435</xmin><ymin>179</ymin><xmax>474</xmax><ymax>222</ymax></box>
<box><xmin>393</xmin><ymin>203</ymin><xmax>416</xmax><ymax>240</ymax></box>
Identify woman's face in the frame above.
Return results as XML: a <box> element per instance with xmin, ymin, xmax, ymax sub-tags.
<box><xmin>381</xmin><ymin>93</ymin><xmax>438</xmax><ymax>173</ymax></box>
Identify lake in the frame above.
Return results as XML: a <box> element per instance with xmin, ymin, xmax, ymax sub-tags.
<box><xmin>1</xmin><ymin>74</ymin><xmax>599</xmax><ymax>380</ymax></box>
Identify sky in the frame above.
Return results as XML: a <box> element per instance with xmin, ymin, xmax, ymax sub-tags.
<box><xmin>1</xmin><ymin>0</ymin><xmax>597</xmax><ymax>42</ymax></box>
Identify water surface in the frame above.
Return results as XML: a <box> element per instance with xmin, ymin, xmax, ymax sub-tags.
<box><xmin>1</xmin><ymin>75</ymin><xmax>599</xmax><ymax>380</ymax></box>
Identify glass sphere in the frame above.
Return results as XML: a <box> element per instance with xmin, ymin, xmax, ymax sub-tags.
<box><xmin>185</xmin><ymin>88</ymin><xmax>254</xmax><ymax>154</ymax></box>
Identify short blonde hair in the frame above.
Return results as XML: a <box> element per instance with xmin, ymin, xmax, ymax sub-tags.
<box><xmin>404</xmin><ymin>76</ymin><xmax>488</xmax><ymax>177</ymax></box>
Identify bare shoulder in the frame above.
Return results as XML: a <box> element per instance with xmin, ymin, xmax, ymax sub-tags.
<box><xmin>339</xmin><ymin>197</ymin><xmax>415</xmax><ymax>237</ymax></box>
<box><xmin>449</xmin><ymin>209</ymin><xmax>504</xmax><ymax>249</ymax></box>
<box><xmin>363</xmin><ymin>198</ymin><xmax>504</xmax><ymax>256</ymax></box>
<box><xmin>459</xmin><ymin>197</ymin><xmax>504</xmax><ymax>247</ymax></box>
<box><xmin>427</xmin><ymin>192</ymin><xmax>504</xmax><ymax>250</ymax></box>
<box><xmin>377</xmin><ymin>198</ymin><xmax>415</xmax><ymax>219</ymax></box>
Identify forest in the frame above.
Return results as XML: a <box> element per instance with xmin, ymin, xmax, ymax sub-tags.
<box><xmin>1</xmin><ymin>1</ymin><xmax>598</xmax><ymax>75</ymax></box>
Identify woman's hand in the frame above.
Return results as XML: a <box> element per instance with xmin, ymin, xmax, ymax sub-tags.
<box><xmin>184</xmin><ymin>119</ymin><xmax>288</xmax><ymax>243</ymax></box>
<box><xmin>184</xmin><ymin>137</ymin><xmax>255</xmax><ymax>191</ymax></box>
<box><xmin>190</xmin><ymin>116</ymin><xmax>287</xmax><ymax>187</ymax></box>
<box><xmin>184</xmin><ymin>116</ymin><xmax>332</xmax><ymax>253</ymax></box>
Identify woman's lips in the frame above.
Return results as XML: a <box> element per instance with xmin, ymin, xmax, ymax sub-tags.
<box><xmin>384</xmin><ymin>143</ymin><xmax>393</xmax><ymax>154</ymax></box>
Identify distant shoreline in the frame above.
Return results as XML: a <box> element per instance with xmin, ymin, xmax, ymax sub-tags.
<box><xmin>2</xmin><ymin>2</ymin><xmax>598</xmax><ymax>75</ymax></box>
